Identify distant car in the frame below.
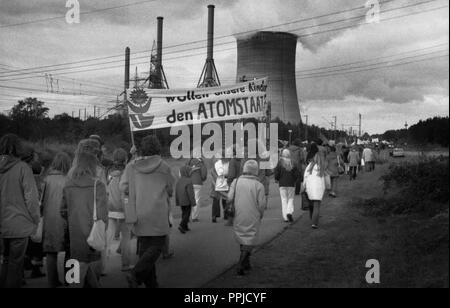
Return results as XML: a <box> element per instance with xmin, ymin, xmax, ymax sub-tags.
<box><xmin>391</xmin><ymin>148</ymin><xmax>405</xmax><ymax>157</ymax></box>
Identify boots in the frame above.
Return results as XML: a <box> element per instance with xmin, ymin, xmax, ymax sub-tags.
<box><xmin>237</xmin><ymin>251</ymin><xmax>246</xmax><ymax>276</ymax></box>
<box><xmin>237</xmin><ymin>251</ymin><xmax>251</xmax><ymax>276</ymax></box>
<box><xmin>243</xmin><ymin>252</ymin><xmax>252</xmax><ymax>271</ymax></box>
<box><xmin>30</xmin><ymin>265</ymin><xmax>45</xmax><ymax>279</ymax></box>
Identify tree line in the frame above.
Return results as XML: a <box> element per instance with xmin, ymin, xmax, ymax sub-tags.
<box><xmin>0</xmin><ymin>98</ymin><xmax>349</xmax><ymax>151</ymax></box>
<box><xmin>376</xmin><ymin>117</ymin><xmax>449</xmax><ymax>147</ymax></box>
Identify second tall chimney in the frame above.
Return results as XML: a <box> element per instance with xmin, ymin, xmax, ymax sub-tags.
<box><xmin>156</xmin><ymin>16</ymin><xmax>164</xmax><ymax>85</ymax></box>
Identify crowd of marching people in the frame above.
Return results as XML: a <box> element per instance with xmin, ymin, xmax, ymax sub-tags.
<box><xmin>0</xmin><ymin>132</ymin><xmax>378</xmax><ymax>288</ymax></box>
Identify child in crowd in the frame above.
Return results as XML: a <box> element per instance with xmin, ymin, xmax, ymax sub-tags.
<box><xmin>175</xmin><ymin>166</ymin><xmax>196</xmax><ymax>234</ymax></box>
<box><xmin>106</xmin><ymin>148</ymin><xmax>132</xmax><ymax>272</ymax></box>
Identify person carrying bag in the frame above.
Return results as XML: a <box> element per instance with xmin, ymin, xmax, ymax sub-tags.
<box><xmin>87</xmin><ymin>179</ymin><xmax>107</xmax><ymax>252</ymax></box>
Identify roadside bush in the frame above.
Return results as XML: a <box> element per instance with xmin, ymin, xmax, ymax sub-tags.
<box><xmin>354</xmin><ymin>157</ymin><xmax>449</xmax><ymax>217</ymax></box>
<box><xmin>381</xmin><ymin>156</ymin><xmax>449</xmax><ymax>204</ymax></box>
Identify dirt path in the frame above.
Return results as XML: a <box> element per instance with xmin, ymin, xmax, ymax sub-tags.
<box><xmin>205</xmin><ymin>165</ymin><xmax>389</xmax><ymax>288</ymax></box>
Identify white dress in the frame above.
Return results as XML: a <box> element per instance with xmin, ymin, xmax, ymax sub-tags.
<box><xmin>303</xmin><ymin>163</ymin><xmax>326</xmax><ymax>201</ymax></box>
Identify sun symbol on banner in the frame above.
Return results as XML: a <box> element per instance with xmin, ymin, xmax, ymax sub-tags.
<box><xmin>127</xmin><ymin>88</ymin><xmax>152</xmax><ymax>113</ymax></box>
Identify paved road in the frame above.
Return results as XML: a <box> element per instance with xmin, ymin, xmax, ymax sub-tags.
<box><xmin>24</xmin><ymin>177</ymin><xmax>304</xmax><ymax>288</ymax></box>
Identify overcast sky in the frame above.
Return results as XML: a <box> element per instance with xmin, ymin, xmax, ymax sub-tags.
<box><xmin>0</xmin><ymin>0</ymin><xmax>448</xmax><ymax>134</ymax></box>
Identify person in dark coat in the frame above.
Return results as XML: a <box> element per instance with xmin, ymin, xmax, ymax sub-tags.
<box><xmin>224</xmin><ymin>152</ymin><xmax>243</xmax><ymax>227</ymax></box>
<box><xmin>21</xmin><ymin>149</ymin><xmax>46</xmax><ymax>279</ymax></box>
<box><xmin>187</xmin><ymin>158</ymin><xmax>207</xmax><ymax>222</ymax></box>
<box><xmin>75</xmin><ymin>138</ymin><xmax>108</xmax><ymax>274</ymax></box>
<box><xmin>61</xmin><ymin>152</ymin><xmax>108</xmax><ymax>288</ymax></box>
<box><xmin>120</xmin><ymin>136</ymin><xmax>174</xmax><ymax>288</ymax></box>
<box><xmin>42</xmin><ymin>152</ymin><xmax>72</xmax><ymax>287</ymax></box>
<box><xmin>288</xmin><ymin>139</ymin><xmax>305</xmax><ymax>195</ymax></box>
<box><xmin>175</xmin><ymin>166</ymin><xmax>196</xmax><ymax>234</ymax></box>
<box><xmin>0</xmin><ymin>134</ymin><xmax>40</xmax><ymax>288</ymax></box>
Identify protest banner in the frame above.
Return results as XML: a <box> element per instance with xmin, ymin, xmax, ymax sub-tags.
<box><xmin>126</xmin><ymin>77</ymin><xmax>268</xmax><ymax>131</ymax></box>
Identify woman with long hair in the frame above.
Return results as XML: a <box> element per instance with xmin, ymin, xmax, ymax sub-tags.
<box><xmin>61</xmin><ymin>152</ymin><xmax>108</xmax><ymax>288</ymax></box>
<box><xmin>274</xmin><ymin>149</ymin><xmax>300</xmax><ymax>222</ymax></box>
<box><xmin>303</xmin><ymin>149</ymin><xmax>327</xmax><ymax>229</ymax></box>
<box><xmin>105</xmin><ymin>148</ymin><xmax>132</xmax><ymax>272</ymax></box>
<box><xmin>42</xmin><ymin>152</ymin><xmax>72</xmax><ymax>287</ymax></box>
<box><xmin>72</xmin><ymin>138</ymin><xmax>108</xmax><ymax>275</ymax></box>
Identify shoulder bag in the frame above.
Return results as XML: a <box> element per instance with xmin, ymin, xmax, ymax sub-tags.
<box><xmin>225</xmin><ymin>178</ymin><xmax>240</xmax><ymax>218</ymax></box>
<box><xmin>337</xmin><ymin>155</ymin><xmax>345</xmax><ymax>175</ymax></box>
<box><xmin>87</xmin><ymin>179</ymin><xmax>107</xmax><ymax>251</ymax></box>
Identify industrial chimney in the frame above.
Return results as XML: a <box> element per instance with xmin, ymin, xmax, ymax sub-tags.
<box><xmin>148</xmin><ymin>17</ymin><xmax>169</xmax><ymax>89</ymax></box>
<box><xmin>124</xmin><ymin>46</ymin><xmax>130</xmax><ymax>91</ymax></box>
<box><xmin>236</xmin><ymin>32</ymin><xmax>301</xmax><ymax>124</ymax></box>
<box><xmin>197</xmin><ymin>4</ymin><xmax>220</xmax><ymax>88</ymax></box>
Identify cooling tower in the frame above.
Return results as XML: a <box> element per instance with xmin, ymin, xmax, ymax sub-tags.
<box><xmin>236</xmin><ymin>32</ymin><xmax>301</xmax><ymax>124</ymax></box>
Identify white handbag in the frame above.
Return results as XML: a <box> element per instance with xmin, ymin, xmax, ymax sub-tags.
<box><xmin>31</xmin><ymin>183</ymin><xmax>46</xmax><ymax>243</ymax></box>
<box><xmin>30</xmin><ymin>218</ymin><xmax>43</xmax><ymax>243</ymax></box>
<box><xmin>87</xmin><ymin>179</ymin><xmax>106</xmax><ymax>251</ymax></box>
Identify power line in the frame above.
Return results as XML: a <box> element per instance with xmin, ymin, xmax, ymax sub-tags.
<box><xmin>295</xmin><ymin>3</ymin><xmax>448</xmax><ymax>41</ymax></box>
<box><xmin>221</xmin><ymin>45</ymin><xmax>448</xmax><ymax>81</ymax></box>
<box><xmin>0</xmin><ymin>0</ymin><xmax>398</xmax><ymax>74</ymax></box>
<box><xmin>0</xmin><ymin>84</ymin><xmax>116</xmax><ymax>99</ymax></box>
<box><xmin>296</xmin><ymin>49</ymin><xmax>448</xmax><ymax>77</ymax></box>
<box><xmin>218</xmin><ymin>50</ymin><xmax>448</xmax><ymax>82</ymax></box>
<box><xmin>0</xmin><ymin>0</ymin><xmax>440</xmax><ymax>80</ymax></box>
<box><xmin>295</xmin><ymin>53</ymin><xmax>448</xmax><ymax>80</ymax></box>
<box><xmin>0</xmin><ymin>0</ymin><xmax>445</xmax><ymax>92</ymax></box>
<box><xmin>0</xmin><ymin>63</ymin><xmax>120</xmax><ymax>90</ymax></box>
<box><xmin>0</xmin><ymin>0</ymin><xmax>159</xmax><ymax>29</ymax></box>
<box><xmin>297</xmin><ymin>42</ymin><xmax>448</xmax><ymax>73</ymax></box>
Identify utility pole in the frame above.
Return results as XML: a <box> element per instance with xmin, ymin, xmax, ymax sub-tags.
<box><xmin>93</xmin><ymin>106</ymin><xmax>96</xmax><ymax>118</ymax></box>
<box><xmin>78</xmin><ymin>109</ymin><xmax>81</xmax><ymax>119</ymax></box>
<box><xmin>303</xmin><ymin>115</ymin><xmax>309</xmax><ymax>142</ymax></box>
<box><xmin>84</xmin><ymin>108</ymin><xmax>86</xmax><ymax>121</ymax></box>
<box><xmin>333</xmin><ymin>116</ymin><xmax>337</xmax><ymax>141</ymax></box>
<box><xmin>359</xmin><ymin>113</ymin><xmax>362</xmax><ymax>137</ymax></box>
<box><xmin>45</xmin><ymin>74</ymin><xmax>49</xmax><ymax>92</ymax></box>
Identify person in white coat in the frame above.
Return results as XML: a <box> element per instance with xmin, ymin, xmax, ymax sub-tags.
<box><xmin>362</xmin><ymin>146</ymin><xmax>375</xmax><ymax>172</ymax></box>
<box><xmin>228</xmin><ymin>160</ymin><xmax>267</xmax><ymax>276</ymax></box>
<box><xmin>303</xmin><ymin>149</ymin><xmax>327</xmax><ymax>229</ymax></box>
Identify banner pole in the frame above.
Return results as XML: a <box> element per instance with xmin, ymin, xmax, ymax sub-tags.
<box><xmin>124</xmin><ymin>90</ymin><xmax>135</xmax><ymax>147</ymax></box>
